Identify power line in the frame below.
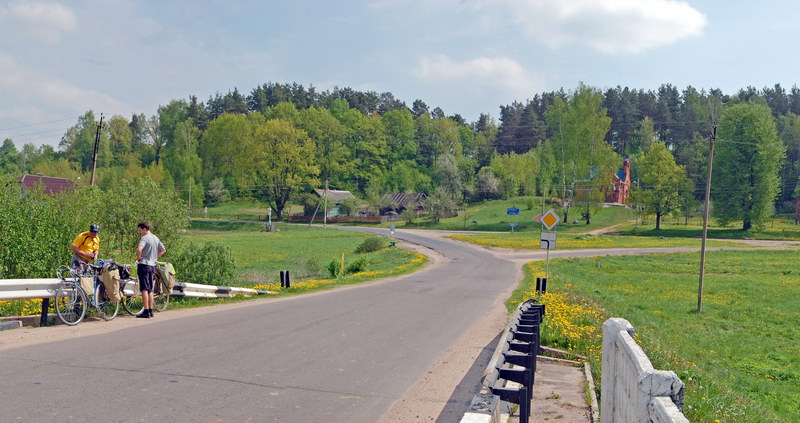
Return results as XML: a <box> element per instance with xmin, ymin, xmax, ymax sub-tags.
<box><xmin>2</xmin><ymin>127</ymin><xmax>71</xmax><ymax>139</ymax></box>
<box><xmin>0</xmin><ymin>117</ymin><xmax>77</xmax><ymax>132</ymax></box>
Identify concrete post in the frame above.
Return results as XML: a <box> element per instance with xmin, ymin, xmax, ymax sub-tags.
<box><xmin>601</xmin><ymin>318</ymin><xmax>635</xmax><ymax>423</ymax></box>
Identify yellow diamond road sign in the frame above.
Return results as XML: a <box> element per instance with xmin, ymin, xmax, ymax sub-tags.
<box><xmin>541</xmin><ymin>209</ymin><xmax>560</xmax><ymax>231</ymax></box>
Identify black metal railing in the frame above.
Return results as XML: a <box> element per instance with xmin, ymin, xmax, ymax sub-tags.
<box><xmin>482</xmin><ymin>300</ymin><xmax>545</xmax><ymax>423</ymax></box>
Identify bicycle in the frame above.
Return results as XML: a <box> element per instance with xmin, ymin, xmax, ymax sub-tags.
<box><xmin>54</xmin><ymin>262</ymin><xmax>120</xmax><ymax>325</ymax></box>
<box><xmin>119</xmin><ymin>264</ymin><xmax>170</xmax><ymax>316</ymax></box>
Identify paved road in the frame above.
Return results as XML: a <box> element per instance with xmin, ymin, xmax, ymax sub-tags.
<box><xmin>1</xmin><ymin>228</ymin><xmax>525</xmax><ymax>422</ymax></box>
<box><xmin>0</xmin><ymin>228</ymin><xmax>719</xmax><ymax>422</ymax></box>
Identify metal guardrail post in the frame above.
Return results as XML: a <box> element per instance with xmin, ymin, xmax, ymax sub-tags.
<box><xmin>461</xmin><ymin>299</ymin><xmax>545</xmax><ymax>422</ymax></box>
<box><xmin>492</xmin><ymin>386</ymin><xmax>530</xmax><ymax>423</ymax></box>
<box><xmin>39</xmin><ymin>298</ymin><xmax>49</xmax><ymax>326</ymax></box>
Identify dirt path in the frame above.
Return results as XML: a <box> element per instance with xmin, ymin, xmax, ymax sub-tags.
<box><xmin>579</xmin><ymin>220</ymin><xmax>635</xmax><ymax>235</ymax></box>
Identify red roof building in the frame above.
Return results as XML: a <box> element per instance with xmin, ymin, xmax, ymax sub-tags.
<box><xmin>604</xmin><ymin>159</ymin><xmax>631</xmax><ymax>204</ymax></box>
<box><xmin>18</xmin><ymin>174</ymin><xmax>79</xmax><ymax>196</ymax></box>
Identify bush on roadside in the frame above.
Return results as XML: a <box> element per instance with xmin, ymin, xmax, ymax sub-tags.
<box><xmin>170</xmin><ymin>240</ymin><xmax>237</xmax><ymax>285</ymax></box>
<box><xmin>401</xmin><ymin>209</ymin><xmax>417</xmax><ymax>225</ymax></box>
<box><xmin>327</xmin><ymin>259</ymin><xmax>343</xmax><ymax>278</ymax></box>
<box><xmin>0</xmin><ymin>176</ymin><xmax>186</xmax><ymax>278</ymax></box>
<box><xmin>345</xmin><ymin>256</ymin><xmax>369</xmax><ymax>274</ymax></box>
<box><xmin>355</xmin><ymin>237</ymin><xmax>384</xmax><ymax>254</ymax></box>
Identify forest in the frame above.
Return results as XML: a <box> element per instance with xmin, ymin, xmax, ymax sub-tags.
<box><xmin>1</xmin><ymin>81</ymin><xmax>797</xmax><ymax>229</ymax></box>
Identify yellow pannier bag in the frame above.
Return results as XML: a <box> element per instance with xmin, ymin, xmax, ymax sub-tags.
<box><xmin>79</xmin><ymin>277</ymin><xmax>94</xmax><ymax>296</ymax></box>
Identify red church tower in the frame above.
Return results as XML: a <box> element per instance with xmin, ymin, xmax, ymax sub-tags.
<box><xmin>605</xmin><ymin>158</ymin><xmax>631</xmax><ymax>204</ymax></box>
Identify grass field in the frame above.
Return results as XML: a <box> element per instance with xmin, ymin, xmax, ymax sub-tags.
<box><xmin>186</xmin><ymin>220</ymin><xmax>426</xmax><ymax>291</ymax></box>
<box><xmin>510</xmin><ymin>250</ymin><xmax>799</xmax><ymax>423</ymax></box>
<box><xmin>621</xmin><ymin>215</ymin><xmax>800</xmax><ymax>240</ymax></box>
<box><xmin>385</xmin><ymin>196</ymin><xmax>637</xmax><ymax>233</ymax></box>
<box><xmin>447</xmin><ymin>232</ymin><xmax>741</xmax><ymax>250</ymax></box>
<box><xmin>195</xmin><ymin>199</ymin><xmax>303</xmax><ymax>221</ymax></box>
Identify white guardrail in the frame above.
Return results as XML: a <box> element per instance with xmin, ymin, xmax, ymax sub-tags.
<box><xmin>601</xmin><ymin>318</ymin><xmax>689</xmax><ymax>423</ymax></box>
<box><xmin>0</xmin><ymin>278</ymin><xmax>269</xmax><ymax>302</ymax></box>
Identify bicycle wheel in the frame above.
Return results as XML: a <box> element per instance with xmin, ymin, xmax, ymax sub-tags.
<box><xmin>154</xmin><ymin>292</ymin><xmax>170</xmax><ymax>312</ymax></box>
<box><xmin>121</xmin><ymin>279</ymin><xmax>145</xmax><ymax>316</ymax></box>
<box><xmin>55</xmin><ymin>283</ymin><xmax>86</xmax><ymax>325</ymax></box>
<box><xmin>94</xmin><ymin>283</ymin><xmax>119</xmax><ymax>321</ymax></box>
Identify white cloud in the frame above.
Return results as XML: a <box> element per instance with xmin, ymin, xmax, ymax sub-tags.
<box><xmin>0</xmin><ymin>54</ymin><xmax>123</xmax><ymax>112</ymax></box>
<box><xmin>0</xmin><ymin>1</ymin><xmax>77</xmax><ymax>43</ymax></box>
<box><xmin>375</xmin><ymin>0</ymin><xmax>707</xmax><ymax>55</ymax></box>
<box><xmin>414</xmin><ymin>55</ymin><xmax>543</xmax><ymax>94</ymax></box>
<box><xmin>0</xmin><ymin>53</ymin><xmax>127</xmax><ymax>145</ymax></box>
<box><xmin>509</xmin><ymin>0</ymin><xmax>707</xmax><ymax>54</ymax></box>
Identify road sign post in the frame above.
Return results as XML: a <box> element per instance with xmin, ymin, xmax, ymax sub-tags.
<box><xmin>540</xmin><ymin>232</ymin><xmax>556</xmax><ymax>286</ymax></box>
<box><xmin>540</xmin><ymin>209</ymin><xmax>560</xmax><ymax>231</ymax></box>
<box><xmin>537</xmin><ymin>209</ymin><xmax>560</xmax><ymax>287</ymax></box>
<box><xmin>507</xmin><ymin>206</ymin><xmax>521</xmax><ymax>232</ymax></box>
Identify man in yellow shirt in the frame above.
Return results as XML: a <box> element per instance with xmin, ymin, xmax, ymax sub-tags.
<box><xmin>70</xmin><ymin>224</ymin><xmax>100</xmax><ymax>267</ymax></box>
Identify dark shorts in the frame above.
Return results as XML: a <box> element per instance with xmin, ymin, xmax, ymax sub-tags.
<box><xmin>137</xmin><ymin>264</ymin><xmax>156</xmax><ymax>292</ymax></box>
<box><xmin>71</xmin><ymin>254</ymin><xmax>88</xmax><ymax>268</ymax></box>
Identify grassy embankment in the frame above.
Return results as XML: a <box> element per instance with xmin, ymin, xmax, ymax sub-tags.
<box><xmin>186</xmin><ymin>220</ymin><xmax>426</xmax><ymax>294</ymax></box>
<box><xmin>510</xmin><ymin>250</ymin><xmax>799</xmax><ymax>423</ymax></box>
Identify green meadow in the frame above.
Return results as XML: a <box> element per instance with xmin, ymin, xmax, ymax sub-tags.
<box><xmin>514</xmin><ymin>250</ymin><xmax>799</xmax><ymax>423</ymax></box>
<box><xmin>447</xmin><ymin>231</ymin><xmax>741</xmax><ymax>250</ymax></box>
<box><xmin>389</xmin><ymin>196</ymin><xmax>637</xmax><ymax>233</ymax></box>
<box><xmin>186</xmin><ymin>220</ymin><xmax>426</xmax><ymax>290</ymax></box>
<box><xmin>621</xmin><ymin>215</ymin><xmax>800</xmax><ymax>240</ymax></box>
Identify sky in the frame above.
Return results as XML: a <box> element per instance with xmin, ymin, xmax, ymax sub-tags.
<box><xmin>1</xmin><ymin>0</ymin><xmax>799</xmax><ymax>148</ymax></box>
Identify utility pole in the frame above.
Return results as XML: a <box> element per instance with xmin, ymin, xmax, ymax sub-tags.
<box><xmin>697</xmin><ymin>121</ymin><xmax>717</xmax><ymax>313</ymax></box>
<box><xmin>90</xmin><ymin>114</ymin><xmax>104</xmax><ymax>186</ymax></box>
<box><xmin>323</xmin><ymin>179</ymin><xmax>329</xmax><ymax>228</ymax></box>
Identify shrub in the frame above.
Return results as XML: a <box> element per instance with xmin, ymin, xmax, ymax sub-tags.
<box><xmin>205</xmin><ymin>178</ymin><xmax>230</xmax><ymax>206</ymax></box>
<box><xmin>337</xmin><ymin>198</ymin><xmax>358</xmax><ymax>216</ymax></box>
<box><xmin>355</xmin><ymin>237</ymin><xmax>384</xmax><ymax>254</ymax></box>
<box><xmin>0</xmin><ymin>175</ymin><xmax>187</xmax><ymax>279</ymax></box>
<box><xmin>327</xmin><ymin>259</ymin><xmax>343</xmax><ymax>278</ymax></box>
<box><xmin>170</xmin><ymin>240</ymin><xmax>237</xmax><ymax>285</ymax></box>
<box><xmin>345</xmin><ymin>256</ymin><xmax>369</xmax><ymax>274</ymax></box>
<box><xmin>401</xmin><ymin>209</ymin><xmax>417</xmax><ymax>225</ymax></box>
<box><xmin>296</xmin><ymin>193</ymin><xmax>321</xmax><ymax>216</ymax></box>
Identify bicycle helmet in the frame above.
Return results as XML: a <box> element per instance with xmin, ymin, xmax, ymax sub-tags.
<box><xmin>90</xmin><ymin>224</ymin><xmax>100</xmax><ymax>233</ymax></box>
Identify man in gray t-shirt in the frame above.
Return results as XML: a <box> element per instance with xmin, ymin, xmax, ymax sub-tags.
<box><xmin>136</xmin><ymin>221</ymin><xmax>166</xmax><ymax>318</ymax></box>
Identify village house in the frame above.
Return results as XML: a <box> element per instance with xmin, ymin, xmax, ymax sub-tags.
<box><xmin>18</xmin><ymin>174</ymin><xmax>79</xmax><ymax>196</ymax></box>
<box><xmin>381</xmin><ymin>192</ymin><xmax>427</xmax><ymax>215</ymax></box>
<box><xmin>313</xmin><ymin>188</ymin><xmax>356</xmax><ymax>217</ymax></box>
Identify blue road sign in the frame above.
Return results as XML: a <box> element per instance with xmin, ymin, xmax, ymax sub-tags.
<box><xmin>507</xmin><ymin>207</ymin><xmax>520</xmax><ymax>215</ymax></box>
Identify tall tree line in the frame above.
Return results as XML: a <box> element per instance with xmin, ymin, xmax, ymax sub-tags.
<box><xmin>0</xmin><ymin>81</ymin><xmax>796</xmax><ymax>229</ymax></box>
